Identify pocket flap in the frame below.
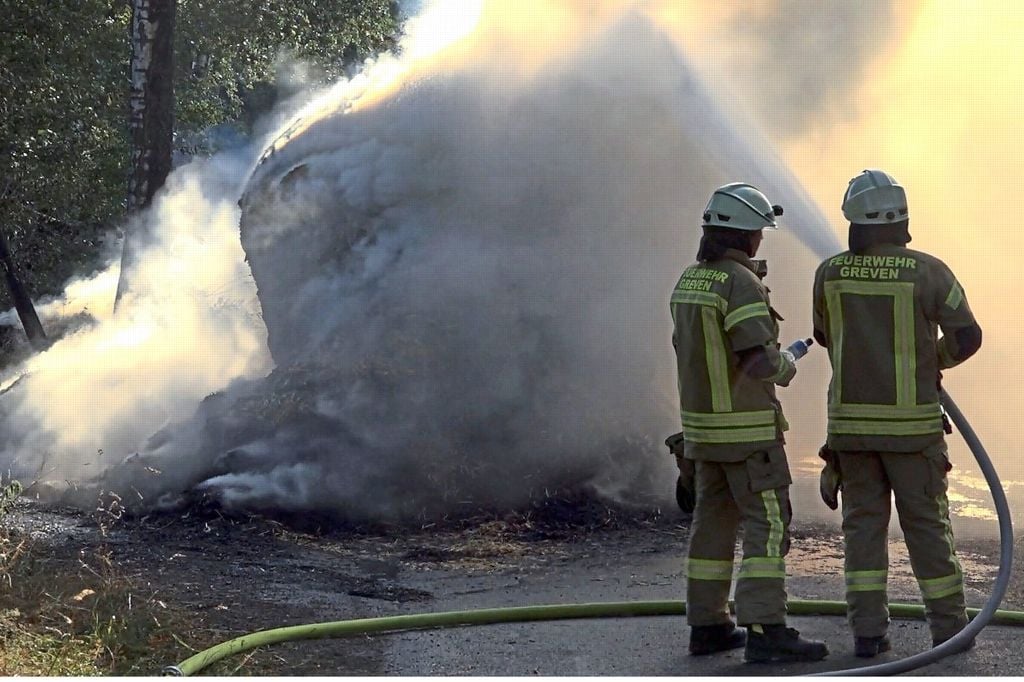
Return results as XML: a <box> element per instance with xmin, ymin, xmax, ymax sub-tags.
<box><xmin>746</xmin><ymin>447</ymin><xmax>793</xmax><ymax>493</ymax></box>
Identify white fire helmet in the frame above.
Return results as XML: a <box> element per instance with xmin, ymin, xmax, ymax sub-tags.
<box><xmin>702</xmin><ymin>183</ymin><xmax>783</xmax><ymax>232</ymax></box>
<box><xmin>842</xmin><ymin>169</ymin><xmax>909</xmax><ymax>225</ymax></box>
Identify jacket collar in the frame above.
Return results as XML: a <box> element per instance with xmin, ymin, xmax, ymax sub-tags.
<box><xmin>718</xmin><ymin>248</ymin><xmax>759</xmax><ymax>275</ymax></box>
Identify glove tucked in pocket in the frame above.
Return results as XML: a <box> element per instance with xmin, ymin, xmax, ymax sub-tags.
<box><xmin>675</xmin><ymin>464</ymin><xmax>696</xmax><ymax>514</ymax></box>
<box><xmin>818</xmin><ymin>445</ymin><xmax>841</xmax><ymax>510</ymax></box>
<box><xmin>665</xmin><ymin>432</ymin><xmax>695</xmax><ymax>513</ymax></box>
<box><xmin>664</xmin><ymin>431</ymin><xmax>684</xmax><ymax>451</ymax></box>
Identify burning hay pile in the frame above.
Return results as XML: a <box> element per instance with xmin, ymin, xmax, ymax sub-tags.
<box><xmin>0</xmin><ymin>2</ymin><xmax>840</xmax><ymax>526</ymax></box>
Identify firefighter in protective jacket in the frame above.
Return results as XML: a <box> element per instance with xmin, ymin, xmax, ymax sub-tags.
<box><xmin>670</xmin><ymin>183</ymin><xmax>828</xmax><ymax>663</ymax></box>
<box><xmin>813</xmin><ymin>169</ymin><xmax>983</xmax><ymax>658</ymax></box>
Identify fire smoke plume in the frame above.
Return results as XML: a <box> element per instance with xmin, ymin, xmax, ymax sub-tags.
<box><xmin>2</xmin><ymin>0</ymin><xmax>957</xmax><ymax>523</ymax></box>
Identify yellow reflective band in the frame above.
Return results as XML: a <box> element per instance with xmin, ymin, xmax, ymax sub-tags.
<box><xmin>689</xmin><ymin>558</ymin><xmax>735</xmax><ymax>569</ymax></box>
<box><xmin>702</xmin><ymin>306</ymin><xmax>732</xmax><ymax>413</ymax></box>
<box><xmin>828</xmin><ymin>418</ymin><xmax>944</xmax><ymax>436</ymax></box>
<box><xmin>845</xmin><ymin>569</ymin><xmax>888</xmax><ymax>592</ymax></box>
<box><xmin>680</xmin><ymin>410</ymin><xmax>776</xmax><ymax>428</ymax></box>
<box><xmin>918</xmin><ymin>573</ymin><xmax>961</xmax><ymax>589</ymax></box>
<box><xmin>825</xmin><ymin>282</ymin><xmax>846</xmax><ymax>408</ymax></box>
<box><xmin>937</xmin><ymin>491</ymin><xmax>964</xmax><ymax>587</ymax></box>
<box><xmin>829</xmin><ymin>403</ymin><xmax>941</xmax><ymax>420</ymax></box>
<box><xmin>847</xmin><ymin>583</ymin><xmax>888</xmax><ymax>593</ymax></box>
<box><xmin>687</xmin><ymin>558</ymin><xmax>734</xmax><ymax>581</ymax></box>
<box><xmin>918</xmin><ymin>572</ymin><xmax>963</xmax><ymax>600</ymax></box>
<box><xmin>945</xmin><ymin>281</ymin><xmax>964</xmax><ymax>310</ymax></box>
<box><xmin>723</xmin><ymin>302</ymin><xmax>770</xmax><ymax>331</ymax></box>
<box><xmin>738</xmin><ymin>565</ymin><xmax>786</xmax><ymax>580</ymax></box>
<box><xmin>894</xmin><ymin>283</ymin><xmax>916</xmax><ymax>406</ymax></box>
<box><xmin>743</xmin><ymin>557</ymin><xmax>786</xmax><ymax>566</ymax></box>
<box><xmin>762</xmin><ymin>490</ymin><xmax>783</xmax><ymax>558</ymax></box>
<box><xmin>926</xmin><ymin>584</ymin><xmax>964</xmax><ymax>600</ymax></box>
<box><xmin>826</xmin><ymin>279</ymin><xmax>914</xmax><ymax>297</ymax></box>
<box><xmin>824</xmin><ymin>280</ymin><xmax>917</xmax><ymax>408</ymax></box>
<box><xmin>738</xmin><ymin>557</ymin><xmax>786</xmax><ymax>580</ymax></box>
<box><xmin>682</xmin><ymin>426</ymin><xmax>778</xmax><ymax>444</ymax></box>
<box><xmin>671</xmin><ymin>290</ymin><xmax>727</xmax><ymax>313</ymax></box>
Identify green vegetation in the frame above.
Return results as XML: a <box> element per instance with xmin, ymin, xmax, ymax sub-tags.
<box><xmin>0</xmin><ymin>547</ymin><xmax>173</xmax><ymax>676</ymax></box>
<box><xmin>0</xmin><ymin>0</ymin><xmax>398</xmax><ymax>311</ymax></box>
<box><xmin>0</xmin><ymin>482</ymin><xmax>181</xmax><ymax>675</ymax></box>
<box><xmin>0</xmin><ymin>2</ymin><xmax>401</xmax><ymax>670</ymax></box>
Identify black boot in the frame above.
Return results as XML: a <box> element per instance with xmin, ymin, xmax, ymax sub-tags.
<box><xmin>854</xmin><ymin>635</ymin><xmax>891</xmax><ymax>658</ymax></box>
<box><xmin>744</xmin><ymin>624</ymin><xmax>829</xmax><ymax>663</ymax></box>
<box><xmin>689</xmin><ymin>623</ymin><xmax>747</xmax><ymax>656</ymax></box>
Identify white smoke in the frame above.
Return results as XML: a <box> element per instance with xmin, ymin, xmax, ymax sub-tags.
<box><xmin>0</xmin><ymin>0</ymin><xmax>854</xmax><ymax>520</ymax></box>
<box><xmin>0</xmin><ymin>147</ymin><xmax>272</xmax><ymax>498</ymax></box>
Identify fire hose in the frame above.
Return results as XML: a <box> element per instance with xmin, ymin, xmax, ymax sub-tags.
<box><xmin>811</xmin><ymin>389</ymin><xmax>1014</xmax><ymax>676</ymax></box>
<box><xmin>163</xmin><ymin>389</ymin><xmax>1013</xmax><ymax>677</ymax></box>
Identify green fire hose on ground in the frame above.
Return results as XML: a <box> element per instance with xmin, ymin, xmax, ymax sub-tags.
<box><xmin>163</xmin><ymin>600</ymin><xmax>1024</xmax><ymax>677</ymax></box>
<box><xmin>163</xmin><ymin>390</ymin><xmax>1013</xmax><ymax>677</ymax></box>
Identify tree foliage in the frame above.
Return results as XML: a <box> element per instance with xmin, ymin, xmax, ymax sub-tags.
<box><xmin>0</xmin><ymin>0</ymin><xmax>397</xmax><ymax>311</ymax></box>
<box><xmin>176</xmin><ymin>0</ymin><xmax>398</xmax><ymax>132</ymax></box>
<box><xmin>0</xmin><ymin>0</ymin><xmax>130</xmax><ymax>303</ymax></box>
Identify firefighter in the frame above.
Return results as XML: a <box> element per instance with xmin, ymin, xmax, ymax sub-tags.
<box><xmin>670</xmin><ymin>183</ymin><xmax>829</xmax><ymax>663</ymax></box>
<box><xmin>813</xmin><ymin>169</ymin><xmax>983</xmax><ymax>658</ymax></box>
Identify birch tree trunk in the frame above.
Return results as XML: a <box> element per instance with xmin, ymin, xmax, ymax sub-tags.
<box><xmin>117</xmin><ymin>0</ymin><xmax>175</xmax><ymax>304</ymax></box>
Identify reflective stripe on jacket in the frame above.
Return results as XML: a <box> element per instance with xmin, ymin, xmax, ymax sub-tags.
<box><xmin>812</xmin><ymin>245</ymin><xmax>979</xmax><ymax>452</ymax></box>
<box><xmin>671</xmin><ymin>249</ymin><xmax>793</xmax><ymax>462</ymax></box>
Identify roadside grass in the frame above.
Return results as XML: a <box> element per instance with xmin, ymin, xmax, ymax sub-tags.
<box><xmin>0</xmin><ymin>482</ymin><xmax>673</xmax><ymax>676</ymax></box>
<box><xmin>0</xmin><ymin>484</ymin><xmax>201</xmax><ymax>675</ymax></box>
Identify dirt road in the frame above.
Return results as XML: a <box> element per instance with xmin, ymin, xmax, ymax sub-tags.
<box><xmin>5</xmin><ymin>501</ymin><xmax>1020</xmax><ymax>676</ymax></box>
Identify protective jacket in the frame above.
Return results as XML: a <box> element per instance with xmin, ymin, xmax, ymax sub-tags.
<box><xmin>672</xmin><ymin>248</ymin><xmax>795</xmax><ymax>462</ymax></box>
<box><xmin>812</xmin><ymin>244</ymin><xmax>980</xmax><ymax>452</ymax></box>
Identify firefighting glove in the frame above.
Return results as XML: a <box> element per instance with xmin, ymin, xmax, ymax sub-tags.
<box><xmin>818</xmin><ymin>445</ymin><xmax>840</xmax><ymax>511</ymax></box>
<box><xmin>665</xmin><ymin>432</ymin><xmax>696</xmax><ymax>514</ymax></box>
<box><xmin>675</xmin><ymin>462</ymin><xmax>696</xmax><ymax>514</ymax></box>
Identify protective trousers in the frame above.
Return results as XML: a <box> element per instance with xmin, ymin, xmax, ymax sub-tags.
<box><xmin>836</xmin><ymin>450</ymin><xmax>967</xmax><ymax>641</ymax></box>
<box><xmin>686</xmin><ymin>448</ymin><xmax>791</xmax><ymax>627</ymax></box>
